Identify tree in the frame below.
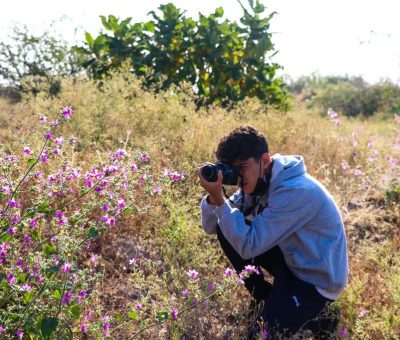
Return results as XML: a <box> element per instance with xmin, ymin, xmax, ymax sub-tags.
<box><xmin>74</xmin><ymin>1</ymin><xmax>288</xmax><ymax>109</ymax></box>
<box><xmin>0</xmin><ymin>24</ymin><xmax>83</xmax><ymax>96</ymax></box>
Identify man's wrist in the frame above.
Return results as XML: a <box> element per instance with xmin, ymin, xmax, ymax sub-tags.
<box><xmin>206</xmin><ymin>194</ymin><xmax>225</xmax><ymax>206</ymax></box>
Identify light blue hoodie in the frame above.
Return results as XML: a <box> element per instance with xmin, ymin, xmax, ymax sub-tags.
<box><xmin>201</xmin><ymin>154</ymin><xmax>349</xmax><ymax>300</ymax></box>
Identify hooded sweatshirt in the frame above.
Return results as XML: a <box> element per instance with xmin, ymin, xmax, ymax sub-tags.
<box><xmin>201</xmin><ymin>154</ymin><xmax>349</xmax><ymax>300</ymax></box>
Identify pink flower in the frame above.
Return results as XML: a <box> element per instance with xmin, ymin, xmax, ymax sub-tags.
<box><xmin>236</xmin><ymin>273</ymin><xmax>245</xmax><ymax>285</ymax></box>
<box><xmin>129</xmin><ymin>258</ymin><xmax>137</xmax><ymax>266</ymax></box>
<box><xmin>78</xmin><ymin>290</ymin><xmax>87</xmax><ymax>304</ymax></box>
<box><xmin>225</xmin><ymin>267</ymin><xmax>233</xmax><ymax>277</ymax></box>
<box><xmin>50</xmin><ymin>118</ymin><xmax>59</xmax><ymax>127</ymax></box>
<box><xmin>171</xmin><ymin>309</ymin><xmax>178</xmax><ymax>319</ymax></box>
<box><xmin>358</xmin><ymin>308</ymin><xmax>367</xmax><ymax>317</ymax></box>
<box><xmin>135</xmin><ymin>302</ymin><xmax>142</xmax><ymax>309</ymax></box>
<box><xmin>140</xmin><ymin>153</ymin><xmax>149</xmax><ymax>163</ymax></box>
<box><xmin>117</xmin><ymin>197</ymin><xmax>125</xmax><ymax>209</ymax></box>
<box><xmin>69</xmin><ymin>136</ymin><xmax>77</xmax><ymax>145</ymax></box>
<box><xmin>327</xmin><ymin>109</ymin><xmax>338</xmax><ymax>118</ymax></box>
<box><xmin>6</xmin><ymin>274</ymin><xmax>15</xmax><ymax>284</ymax></box>
<box><xmin>354</xmin><ymin>168</ymin><xmax>362</xmax><ymax>176</ymax></box>
<box><xmin>55</xmin><ymin>210</ymin><xmax>63</xmax><ymax>219</ymax></box>
<box><xmin>153</xmin><ymin>185</ymin><xmax>162</xmax><ymax>195</ymax></box>
<box><xmin>138</xmin><ymin>177</ymin><xmax>145</xmax><ymax>186</ymax></box>
<box><xmin>16</xmin><ymin>329</ymin><xmax>24</xmax><ymax>339</ymax></box>
<box><xmin>81</xmin><ymin>323</ymin><xmax>87</xmax><ymax>333</ymax></box>
<box><xmin>45</xmin><ymin>132</ymin><xmax>53</xmax><ymax>140</ymax></box>
<box><xmin>182</xmin><ymin>288</ymin><xmax>189</xmax><ymax>297</ymax></box>
<box><xmin>23</xmin><ymin>146</ymin><xmax>31</xmax><ymax>155</ymax></box>
<box><xmin>0</xmin><ymin>325</ymin><xmax>4</xmax><ymax>333</ymax></box>
<box><xmin>130</xmin><ymin>163</ymin><xmax>138</xmax><ymax>172</ymax></box>
<box><xmin>38</xmin><ymin>115</ymin><xmax>47</xmax><ymax>123</ymax></box>
<box><xmin>162</xmin><ymin>168</ymin><xmax>171</xmax><ymax>177</ymax></box>
<box><xmin>62</xmin><ymin>263</ymin><xmax>72</xmax><ymax>273</ymax></box>
<box><xmin>103</xmin><ymin>316</ymin><xmax>110</xmax><ymax>337</ymax></box>
<box><xmin>114</xmin><ymin>148</ymin><xmax>128</xmax><ymax>160</ymax></box>
<box><xmin>2</xmin><ymin>185</ymin><xmax>11</xmax><ymax>194</ymax></box>
<box><xmin>8</xmin><ymin>199</ymin><xmax>20</xmax><ymax>208</ymax></box>
<box><xmin>333</xmin><ymin>118</ymin><xmax>341</xmax><ymax>127</ymax></box>
<box><xmin>21</xmin><ymin>283</ymin><xmax>31</xmax><ymax>291</ymax></box>
<box><xmin>340</xmin><ymin>325</ymin><xmax>346</xmax><ymax>338</ymax></box>
<box><xmin>91</xmin><ymin>253</ymin><xmax>98</xmax><ymax>267</ymax></box>
<box><xmin>186</xmin><ymin>269</ymin><xmax>199</xmax><ymax>279</ymax></box>
<box><xmin>60</xmin><ymin>106</ymin><xmax>73</xmax><ymax>120</ymax></box>
<box><xmin>54</xmin><ymin>136</ymin><xmax>64</xmax><ymax>145</ymax></box>
<box><xmin>244</xmin><ymin>265</ymin><xmax>257</xmax><ymax>274</ymax></box>
<box><xmin>340</xmin><ymin>161</ymin><xmax>350</xmax><ymax>175</ymax></box>
<box><xmin>61</xmin><ymin>291</ymin><xmax>73</xmax><ymax>304</ymax></box>
<box><xmin>7</xmin><ymin>227</ymin><xmax>16</xmax><ymax>235</ymax></box>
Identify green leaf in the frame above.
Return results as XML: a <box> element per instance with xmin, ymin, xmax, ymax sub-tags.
<box><xmin>88</xmin><ymin>227</ymin><xmax>100</xmax><ymax>238</ymax></box>
<box><xmin>100</xmin><ymin>15</ymin><xmax>112</xmax><ymax>30</ymax></box>
<box><xmin>122</xmin><ymin>207</ymin><xmax>133</xmax><ymax>215</ymax></box>
<box><xmin>128</xmin><ymin>310</ymin><xmax>138</xmax><ymax>320</ymax></box>
<box><xmin>52</xmin><ymin>289</ymin><xmax>62</xmax><ymax>300</ymax></box>
<box><xmin>31</xmin><ymin>230</ymin><xmax>41</xmax><ymax>241</ymax></box>
<box><xmin>215</xmin><ymin>7</ymin><xmax>224</xmax><ymax>17</ymax></box>
<box><xmin>37</xmin><ymin>202</ymin><xmax>52</xmax><ymax>215</ymax></box>
<box><xmin>85</xmin><ymin>32</ymin><xmax>94</xmax><ymax>47</ymax></box>
<box><xmin>43</xmin><ymin>244</ymin><xmax>57</xmax><ymax>257</ymax></box>
<box><xmin>144</xmin><ymin>21</ymin><xmax>155</xmax><ymax>32</ymax></box>
<box><xmin>40</xmin><ymin>317</ymin><xmax>59</xmax><ymax>339</ymax></box>
<box><xmin>27</xmin><ymin>158</ymin><xmax>37</xmax><ymax>166</ymax></box>
<box><xmin>23</xmin><ymin>291</ymin><xmax>35</xmax><ymax>304</ymax></box>
<box><xmin>69</xmin><ymin>304</ymin><xmax>81</xmax><ymax>320</ymax></box>
<box><xmin>254</xmin><ymin>3</ymin><xmax>265</xmax><ymax>13</ymax></box>
<box><xmin>0</xmin><ymin>233</ymin><xmax>12</xmax><ymax>242</ymax></box>
<box><xmin>156</xmin><ymin>311</ymin><xmax>169</xmax><ymax>322</ymax></box>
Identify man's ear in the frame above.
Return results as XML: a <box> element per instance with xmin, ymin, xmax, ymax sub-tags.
<box><xmin>261</xmin><ymin>153</ymin><xmax>271</xmax><ymax>167</ymax></box>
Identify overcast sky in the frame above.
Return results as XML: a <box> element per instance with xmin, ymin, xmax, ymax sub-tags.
<box><xmin>1</xmin><ymin>0</ymin><xmax>399</xmax><ymax>84</ymax></box>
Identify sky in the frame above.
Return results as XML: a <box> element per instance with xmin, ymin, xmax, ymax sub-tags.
<box><xmin>1</xmin><ymin>0</ymin><xmax>399</xmax><ymax>84</ymax></box>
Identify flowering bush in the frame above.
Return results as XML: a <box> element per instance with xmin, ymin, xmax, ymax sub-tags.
<box><xmin>330</xmin><ymin>110</ymin><xmax>400</xmax><ymax>199</ymax></box>
<box><xmin>0</xmin><ymin>107</ymin><xmax>184</xmax><ymax>338</ymax></box>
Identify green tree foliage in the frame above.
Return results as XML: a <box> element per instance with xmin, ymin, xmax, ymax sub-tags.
<box><xmin>287</xmin><ymin>75</ymin><xmax>400</xmax><ymax>118</ymax></box>
<box><xmin>74</xmin><ymin>1</ymin><xmax>288</xmax><ymax>109</ymax></box>
<box><xmin>0</xmin><ymin>24</ymin><xmax>83</xmax><ymax>96</ymax></box>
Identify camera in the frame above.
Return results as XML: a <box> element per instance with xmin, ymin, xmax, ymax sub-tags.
<box><xmin>201</xmin><ymin>161</ymin><xmax>240</xmax><ymax>185</ymax></box>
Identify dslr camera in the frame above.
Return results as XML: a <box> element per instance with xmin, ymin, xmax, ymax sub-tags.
<box><xmin>201</xmin><ymin>161</ymin><xmax>240</xmax><ymax>185</ymax></box>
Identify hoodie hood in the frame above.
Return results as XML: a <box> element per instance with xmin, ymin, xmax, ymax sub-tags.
<box><xmin>270</xmin><ymin>154</ymin><xmax>306</xmax><ymax>191</ymax></box>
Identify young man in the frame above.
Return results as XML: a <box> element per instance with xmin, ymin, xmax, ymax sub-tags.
<box><xmin>199</xmin><ymin>126</ymin><xmax>348</xmax><ymax>338</ymax></box>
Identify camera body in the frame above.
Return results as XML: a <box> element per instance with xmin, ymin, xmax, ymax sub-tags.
<box><xmin>201</xmin><ymin>161</ymin><xmax>240</xmax><ymax>185</ymax></box>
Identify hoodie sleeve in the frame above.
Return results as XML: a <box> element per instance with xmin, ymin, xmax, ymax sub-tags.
<box><xmin>201</xmin><ymin>196</ymin><xmax>219</xmax><ymax>234</ymax></box>
<box><xmin>201</xmin><ymin>189</ymin><xmax>244</xmax><ymax>234</ymax></box>
<box><xmin>213</xmin><ymin>186</ymin><xmax>321</xmax><ymax>259</ymax></box>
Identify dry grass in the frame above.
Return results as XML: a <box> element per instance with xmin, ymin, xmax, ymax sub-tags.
<box><xmin>0</xmin><ymin>72</ymin><xmax>399</xmax><ymax>339</ymax></box>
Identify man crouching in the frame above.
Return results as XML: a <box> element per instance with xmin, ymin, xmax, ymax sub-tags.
<box><xmin>198</xmin><ymin>126</ymin><xmax>348</xmax><ymax>339</ymax></box>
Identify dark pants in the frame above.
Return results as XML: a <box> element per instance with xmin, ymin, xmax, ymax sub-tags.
<box><xmin>217</xmin><ymin>227</ymin><xmax>339</xmax><ymax>339</ymax></box>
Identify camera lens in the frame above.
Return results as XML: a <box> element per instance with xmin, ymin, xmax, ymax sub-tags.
<box><xmin>201</xmin><ymin>164</ymin><xmax>217</xmax><ymax>182</ymax></box>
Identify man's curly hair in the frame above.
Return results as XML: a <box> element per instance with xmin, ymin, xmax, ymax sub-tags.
<box><xmin>215</xmin><ymin>126</ymin><xmax>269</xmax><ymax>164</ymax></box>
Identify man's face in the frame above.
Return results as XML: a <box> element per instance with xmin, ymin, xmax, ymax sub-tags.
<box><xmin>232</xmin><ymin>154</ymin><xmax>271</xmax><ymax>194</ymax></box>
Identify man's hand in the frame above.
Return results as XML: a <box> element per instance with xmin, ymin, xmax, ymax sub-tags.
<box><xmin>198</xmin><ymin>164</ymin><xmax>225</xmax><ymax>206</ymax></box>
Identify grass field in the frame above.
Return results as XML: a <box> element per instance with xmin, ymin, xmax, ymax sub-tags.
<box><xmin>0</xmin><ymin>73</ymin><xmax>399</xmax><ymax>339</ymax></box>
